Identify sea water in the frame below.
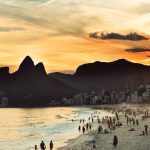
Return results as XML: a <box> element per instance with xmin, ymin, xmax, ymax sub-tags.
<box><xmin>0</xmin><ymin>107</ymin><xmax>111</xmax><ymax>150</ymax></box>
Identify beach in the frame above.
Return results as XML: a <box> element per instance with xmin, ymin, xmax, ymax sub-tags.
<box><xmin>59</xmin><ymin>104</ymin><xmax>150</xmax><ymax>150</ymax></box>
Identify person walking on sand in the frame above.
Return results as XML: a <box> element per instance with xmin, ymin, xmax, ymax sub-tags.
<box><xmin>144</xmin><ymin>125</ymin><xmax>148</xmax><ymax>135</ymax></box>
<box><xmin>50</xmin><ymin>140</ymin><xmax>53</xmax><ymax>150</ymax></box>
<box><xmin>92</xmin><ymin>117</ymin><xmax>94</xmax><ymax>123</ymax></box>
<box><xmin>35</xmin><ymin>145</ymin><xmax>38</xmax><ymax>150</ymax></box>
<box><xmin>40</xmin><ymin>141</ymin><xmax>46</xmax><ymax>150</ymax></box>
<box><xmin>115</xmin><ymin>112</ymin><xmax>119</xmax><ymax>121</ymax></box>
<box><xmin>89</xmin><ymin>123</ymin><xmax>92</xmax><ymax>130</ymax></box>
<box><xmin>113</xmin><ymin>135</ymin><xmax>118</xmax><ymax>148</ymax></box>
<box><xmin>136</xmin><ymin>119</ymin><xmax>139</xmax><ymax>126</ymax></box>
<box><xmin>78</xmin><ymin>125</ymin><xmax>81</xmax><ymax>132</ymax></box>
<box><xmin>82</xmin><ymin>126</ymin><xmax>85</xmax><ymax>134</ymax></box>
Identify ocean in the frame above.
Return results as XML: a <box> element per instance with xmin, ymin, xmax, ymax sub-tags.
<box><xmin>0</xmin><ymin>107</ymin><xmax>111</xmax><ymax>150</ymax></box>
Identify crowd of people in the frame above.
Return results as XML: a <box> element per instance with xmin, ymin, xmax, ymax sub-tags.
<box><xmin>75</xmin><ymin>107</ymin><xmax>149</xmax><ymax>149</ymax></box>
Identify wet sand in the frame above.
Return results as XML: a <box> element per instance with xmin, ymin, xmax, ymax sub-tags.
<box><xmin>59</xmin><ymin>104</ymin><xmax>150</xmax><ymax>150</ymax></box>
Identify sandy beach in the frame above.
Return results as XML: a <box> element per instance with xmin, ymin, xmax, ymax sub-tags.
<box><xmin>59</xmin><ymin>104</ymin><xmax>150</xmax><ymax>150</ymax></box>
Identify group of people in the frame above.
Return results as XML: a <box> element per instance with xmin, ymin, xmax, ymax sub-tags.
<box><xmin>75</xmin><ymin>107</ymin><xmax>150</xmax><ymax>149</ymax></box>
<box><xmin>124</xmin><ymin>108</ymin><xmax>149</xmax><ymax>136</ymax></box>
<box><xmin>35</xmin><ymin>140</ymin><xmax>53</xmax><ymax>150</ymax></box>
<box><xmin>76</xmin><ymin>112</ymin><xmax>120</xmax><ymax>149</ymax></box>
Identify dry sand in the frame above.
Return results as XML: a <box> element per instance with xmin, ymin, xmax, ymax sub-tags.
<box><xmin>59</xmin><ymin>104</ymin><xmax>150</xmax><ymax>150</ymax></box>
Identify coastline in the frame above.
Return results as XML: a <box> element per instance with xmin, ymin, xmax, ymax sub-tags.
<box><xmin>59</xmin><ymin>104</ymin><xmax>150</xmax><ymax>150</ymax></box>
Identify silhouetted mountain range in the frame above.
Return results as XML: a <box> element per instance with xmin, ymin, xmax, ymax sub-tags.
<box><xmin>49</xmin><ymin>59</ymin><xmax>150</xmax><ymax>91</ymax></box>
<box><xmin>0</xmin><ymin>56</ymin><xmax>77</xmax><ymax>107</ymax></box>
<box><xmin>0</xmin><ymin>56</ymin><xmax>150</xmax><ymax>107</ymax></box>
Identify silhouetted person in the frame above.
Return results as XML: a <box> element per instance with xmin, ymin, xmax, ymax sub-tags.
<box><xmin>144</xmin><ymin>125</ymin><xmax>148</xmax><ymax>135</ymax></box>
<box><xmin>104</xmin><ymin>129</ymin><xmax>108</xmax><ymax>134</ymax></box>
<box><xmin>98</xmin><ymin>118</ymin><xmax>101</xmax><ymax>124</ymax></box>
<box><xmin>115</xmin><ymin>112</ymin><xmax>119</xmax><ymax>120</ymax></box>
<box><xmin>133</xmin><ymin>118</ymin><xmax>135</xmax><ymax>125</ymax></box>
<box><xmin>93</xmin><ymin>144</ymin><xmax>96</xmax><ymax>149</ymax></box>
<box><xmin>80</xmin><ymin>119</ymin><xmax>82</xmax><ymax>124</ymax></box>
<box><xmin>140</xmin><ymin>131</ymin><xmax>145</xmax><ymax>136</ymax></box>
<box><xmin>136</xmin><ymin>119</ymin><xmax>139</xmax><ymax>126</ymax></box>
<box><xmin>35</xmin><ymin>145</ymin><xmax>38</xmax><ymax>150</ymax></box>
<box><xmin>107</xmin><ymin>119</ymin><xmax>110</xmax><ymax>128</ymax></box>
<box><xmin>89</xmin><ymin>123</ymin><xmax>92</xmax><ymax>130</ymax></box>
<box><xmin>86</xmin><ymin>123</ymin><xmax>89</xmax><ymax>130</ymax></box>
<box><xmin>113</xmin><ymin>135</ymin><xmax>118</xmax><ymax>148</ymax></box>
<box><xmin>50</xmin><ymin>140</ymin><xmax>53</xmax><ymax>150</ymax></box>
<box><xmin>98</xmin><ymin>125</ymin><xmax>102</xmax><ymax>134</ymax></box>
<box><xmin>92</xmin><ymin>118</ymin><xmax>94</xmax><ymax>123</ymax></box>
<box><xmin>40</xmin><ymin>141</ymin><xmax>46</xmax><ymax>150</ymax></box>
<box><xmin>113</xmin><ymin>117</ymin><xmax>116</xmax><ymax>125</ymax></box>
<box><xmin>83</xmin><ymin>119</ymin><xmax>85</xmax><ymax>124</ymax></box>
<box><xmin>78</xmin><ymin>125</ymin><xmax>81</xmax><ymax>132</ymax></box>
<box><xmin>82</xmin><ymin>126</ymin><xmax>85</xmax><ymax>134</ymax></box>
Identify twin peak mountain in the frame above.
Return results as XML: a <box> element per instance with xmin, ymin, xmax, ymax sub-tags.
<box><xmin>0</xmin><ymin>56</ymin><xmax>150</xmax><ymax>106</ymax></box>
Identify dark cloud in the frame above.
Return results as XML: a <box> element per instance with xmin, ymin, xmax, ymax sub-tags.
<box><xmin>147</xmin><ymin>55</ymin><xmax>150</xmax><ymax>58</ymax></box>
<box><xmin>89</xmin><ymin>32</ymin><xmax>148</xmax><ymax>41</ymax></box>
<box><xmin>125</xmin><ymin>48</ymin><xmax>150</xmax><ymax>53</ymax></box>
<box><xmin>0</xmin><ymin>26</ymin><xmax>25</xmax><ymax>32</ymax></box>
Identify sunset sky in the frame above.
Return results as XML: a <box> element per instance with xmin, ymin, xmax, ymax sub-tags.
<box><xmin>0</xmin><ymin>0</ymin><xmax>150</xmax><ymax>73</ymax></box>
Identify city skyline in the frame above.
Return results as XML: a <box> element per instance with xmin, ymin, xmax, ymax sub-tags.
<box><xmin>0</xmin><ymin>0</ymin><xmax>150</xmax><ymax>73</ymax></box>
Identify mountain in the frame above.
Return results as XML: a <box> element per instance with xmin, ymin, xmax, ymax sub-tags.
<box><xmin>0</xmin><ymin>56</ymin><xmax>77</xmax><ymax>107</ymax></box>
<box><xmin>49</xmin><ymin>59</ymin><xmax>150</xmax><ymax>91</ymax></box>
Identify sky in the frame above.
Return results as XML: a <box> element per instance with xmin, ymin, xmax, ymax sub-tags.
<box><xmin>0</xmin><ymin>0</ymin><xmax>150</xmax><ymax>73</ymax></box>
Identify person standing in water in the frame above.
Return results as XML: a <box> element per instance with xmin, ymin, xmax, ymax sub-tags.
<box><xmin>113</xmin><ymin>135</ymin><xmax>118</xmax><ymax>148</ymax></box>
<box><xmin>40</xmin><ymin>141</ymin><xmax>46</xmax><ymax>150</ymax></box>
<box><xmin>50</xmin><ymin>140</ymin><xmax>53</xmax><ymax>150</ymax></box>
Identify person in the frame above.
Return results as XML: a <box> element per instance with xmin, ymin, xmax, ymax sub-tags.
<box><xmin>113</xmin><ymin>117</ymin><xmax>116</xmax><ymax>125</ymax></box>
<box><xmin>126</xmin><ymin>116</ymin><xmax>129</xmax><ymax>125</ymax></box>
<box><xmin>104</xmin><ymin>129</ymin><xmax>108</xmax><ymax>134</ymax></box>
<box><xmin>78</xmin><ymin>125</ymin><xmax>81</xmax><ymax>132</ymax></box>
<box><xmin>83</xmin><ymin>119</ymin><xmax>85</xmax><ymax>124</ymax></box>
<box><xmin>89</xmin><ymin>123</ymin><xmax>92</xmax><ymax>130</ymax></box>
<box><xmin>113</xmin><ymin>135</ymin><xmax>118</xmax><ymax>148</ymax></box>
<box><xmin>92</xmin><ymin>118</ymin><xmax>94</xmax><ymax>123</ymax></box>
<box><xmin>115</xmin><ymin>112</ymin><xmax>119</xmax><ymax>121</ymax></box>
<box><xmin>80</xmin><ymin>119</ymin><xmax>82</xmax><ymax>124</ymax></box>
<box><xmin>144</xmin><ymin>125</ymin><xmax>148</xmax><ymax>135</ymax></box>
<box><xmin>98</xmin><ymin>125</ymin><xmax>102</xmax><ymax>134</ymax></box>
<box><xmin>136</xmin><ymin>119</ymin><xmax>139</xmax><ymax>126</ymax></box>
<box><xmin>82</xmin><ymin>126</ymin><xmax>85</xmax><ymax>134</ymax></box>
<box><xmin>128</xmin><ymin>128</ymin><xmax>135</xmax><ymax>131</ymax></box>
<box><xmin>50</xmin><ymin>140</ymin><xmax>53</xmax><ymax>150</ymax></box>
<box><xmin>93</xmin><ymin>144</ymin><xmax>96</xmax><ymax>149</ymax></box>
<box><xmin>86</xmin><ymin>123</ymin><xmax>89</xmax><ymax>130</ymax></box>
<box><xmin>140</xmin><ymin>131</ymin><xmax>145</xmax><ymax>136</ymax></box>
<box><xmin>35</xmin><ymin>145</ymin><xmax>38</xmax><ymax>150</ymax></box>
<box><xmin>40</xmin><ymin>141</ymin><xmax>46</xmax><ymax>150</ymax></box>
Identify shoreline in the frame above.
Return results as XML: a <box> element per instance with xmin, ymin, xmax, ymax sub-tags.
<box><xmin>58</xmin><ymin>104</ymin><xmax>150</xmax><ymax>150</ymax></box>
